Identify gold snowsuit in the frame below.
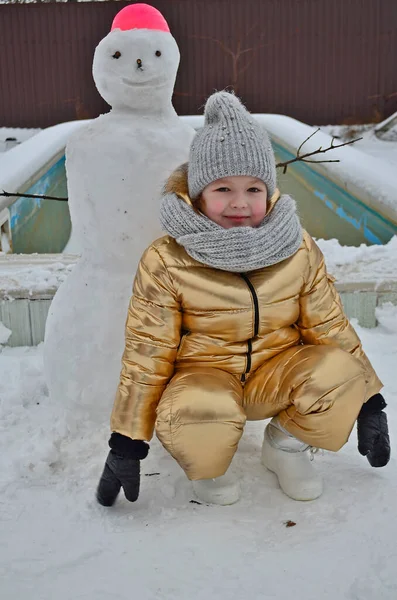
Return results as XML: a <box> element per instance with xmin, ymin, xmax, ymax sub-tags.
<box><xmin>111</xmin><ymin>170</ymin><xmax>383</xmax><ymax>480</ymax></box>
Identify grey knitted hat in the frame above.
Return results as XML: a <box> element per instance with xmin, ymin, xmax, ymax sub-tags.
<box><xmin>188</xmin><ymin>91</ymin><xmax>277</xmax><ymax>199</ymax></box>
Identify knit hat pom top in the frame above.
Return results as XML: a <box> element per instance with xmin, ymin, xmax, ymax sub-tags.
<box><xmin>204</xmin><ymin>91</ymin><xmax>244</xmax><ymax>124</ymax></box>
<box><xmin>188</xmin><ymin>91</ymin><xmax>277</xmax><ymax>200</ymax></box>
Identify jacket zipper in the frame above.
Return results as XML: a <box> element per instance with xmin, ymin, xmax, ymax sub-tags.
<box><xmin>240</xmin><ymin>273</ymin><xmax>259</xmax><ymax>382</ymax></box>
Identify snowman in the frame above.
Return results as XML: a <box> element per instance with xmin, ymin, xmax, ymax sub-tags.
<box><xmin>44</xmin><ymin>4</ymin><xmax>195</xmax><ymax>424</ymax></box>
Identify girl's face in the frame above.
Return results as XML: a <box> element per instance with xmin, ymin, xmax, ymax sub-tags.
<box><xmin>199</xmin><ymin>176</ymin><xmax>268</xmax><ymax>228</ymax></box>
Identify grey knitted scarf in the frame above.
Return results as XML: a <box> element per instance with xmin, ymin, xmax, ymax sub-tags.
<box><xmin>159</xmin><ymin>193</ymin><xmax>303</xmax><ymax>272</ymax></box>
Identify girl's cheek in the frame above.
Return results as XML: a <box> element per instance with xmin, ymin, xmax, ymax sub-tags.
<box><xmin>251</xmin><ymin>197</ymin><xmax>267</xmax><ymax>217</ymax></box>
<box><xmin>211</xmin><ymin>199</ymin><xmax>227</xmax><ymax>213</ymax></box>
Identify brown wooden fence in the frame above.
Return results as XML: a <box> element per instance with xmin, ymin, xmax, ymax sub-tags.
<box><xmin>1</xmin><ymin>0</ymin><xmax>397</xmax><ymax>128</ymax></box>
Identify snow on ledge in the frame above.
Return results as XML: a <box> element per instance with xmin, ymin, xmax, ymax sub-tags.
<box><xmin>1</xmin><ymin>236</ymin><xmax>397</xmax><ymax>298</ymax></box>
<box><xmin>317</xmin><ymin>236</ymin><xmax>397</xmax><ymax>288</ymax></box>
<box><xmin>0</xmin><ymin>253</ymin><xmax>79</xmax><ymax>299</ymax></box>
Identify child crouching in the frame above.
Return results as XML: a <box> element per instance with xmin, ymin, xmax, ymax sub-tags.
<box><xmin>97</xmin><ymin>91</ymin><xmax>390</xmax><ymax>507</ymax></box>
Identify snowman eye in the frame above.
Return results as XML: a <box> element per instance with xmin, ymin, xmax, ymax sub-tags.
<box><xmin>155</xmin><ymin>50</ymin><xmax>162</xmax><ymax>57</ymax></box>
<box><xmin>112</xmin><ymin>51</ymin><xmax>121</xmax><ymax>59</ymax></box>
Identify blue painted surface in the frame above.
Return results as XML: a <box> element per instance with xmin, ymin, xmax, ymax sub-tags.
<box><xmin>274</xmin><ymin>142</ymin><xmax>397</xmax><ymax>245</ymax></box>
<box><xmin>9</xmin><ymin>156</ymin><xmax>71</xmax><ymax>254</ymax></box>
<box><xmin>10</xmin><ymin>158</ymin><xmax>64</xmax><ymax>230</ymax></box>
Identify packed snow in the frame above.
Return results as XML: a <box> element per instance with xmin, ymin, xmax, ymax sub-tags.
<box><xmin>317</xmin><ymin>236</ymin><xmax>397</xmax><ymax>285</ymax></box>
<box><xmin>0</xmin><ymin>127</ymin><xmax>41</xmax><ymax>155</ymax></box>
<box><xmin>319</xmin><ymin>123</ymin><xmax>397</xmax><ymax>168</ymax></box>
<box><xmin>1</xmin><ymin>303</ymin><xmax>396</xmax><ymax>600</ymax></box>
<box><xmin>0</xmin><ymin>254</ymin><xmax>77</xmax><ymax>298</ymax></box>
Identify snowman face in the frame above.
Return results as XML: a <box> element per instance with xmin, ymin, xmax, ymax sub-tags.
<box><xmin>92</xmin><ymin>29</ymin><xmax>180</xmax><ymax>109</ymax></box>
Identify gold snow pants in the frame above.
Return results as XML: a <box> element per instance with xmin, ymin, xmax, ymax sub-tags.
<box><xmin>155</xmin><ymin>345</ymin><xmax>367</xmax><ymax>480</ymax></box>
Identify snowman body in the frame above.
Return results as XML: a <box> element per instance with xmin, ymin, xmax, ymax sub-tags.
<box><xmin>44</xmin><ymin>13</ymin><xmax>195</xmax><ymax>422</ymax></box>
<box><xmin>65</xmin><ymin>110</ymin><xmax>192</xmax><ymax>264</ymax></box>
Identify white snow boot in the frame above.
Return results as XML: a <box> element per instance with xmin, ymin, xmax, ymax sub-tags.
<box><xmin>261</xmin><ymin>417</ymin><xmax>323</xmax><ymax>501</ymax></box>
<box><xmin>192</xmin><ymin>471</ymin><xmax>240</xmax><ymax>505</ymax></box>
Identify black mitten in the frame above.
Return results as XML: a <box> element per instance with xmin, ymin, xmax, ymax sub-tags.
<box><xmin>96</xmin><ymin>434</ymin><xmax>149</xmax><ymax>506</ymax></box>
<box><xmin>357</xmin><ymin>394</ymin><xmax>390</xmax><ymax>467</ymax></box>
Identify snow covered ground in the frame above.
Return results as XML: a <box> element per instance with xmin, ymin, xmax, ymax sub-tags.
<box><xmin>1</xmin><ymin>303</ymin><xmax>397</xmax><ymax>600</ymax></box>
<box><xmin>1</xmin><ymin>118</ymin><xmax>396</xmax><ymax>598</ymax></box>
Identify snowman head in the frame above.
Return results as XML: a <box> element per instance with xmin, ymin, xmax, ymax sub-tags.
<box><xmin>92</xmin><ymin>4</ymin><xmax>180</xmax><ymax>112</ymax></box>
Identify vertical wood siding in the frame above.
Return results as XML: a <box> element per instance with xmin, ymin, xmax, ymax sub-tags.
<box><xmin>0</xmin><ymin>0</ymin><xmax>396</xmax><ymax>127</ymax></box>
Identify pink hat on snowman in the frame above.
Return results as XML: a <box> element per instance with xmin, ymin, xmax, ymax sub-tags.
<box><xmin>111</xmin><ymin>4</ymin><xmax>170</xmax><ymax>33</ymax></box>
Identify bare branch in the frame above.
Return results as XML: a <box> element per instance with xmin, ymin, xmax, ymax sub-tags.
<box><xmin>239</xmin><ymin>39</ymin><xmax>274</xmax><ymax>56</ymax></box>
<box><xmin>297</xmin><ymin>127</ymin><xmax>321</xmax><ymax>155</ymax></box>
<box><xmin>1</xmin><ymin>191</ymin><xmax>68</xmax><ymax>202</ymax></box>
<box><xmin>277</xmin><ymin>133</ymin><xmax>362</xmax><ymax>173</ymax></box>
<box><xmin>369</xmin><ymin>91</ymin><xmax>397</xmax><ymax>101</ymax></box>
<box><xmin>300</xmin><ymin>159</ymin><xmax>340</xmax><ymax>164</ymax></box>
<box><xmin>245</xmin><ymin>23</ymin><xmax>260</xmax><ymax>38</ymax></box>
<box><xmin>238</xmin><ymin>53</ymin><xmax>261</xmax><ymax>76</ymax></box>
<box><xmin>190</xmin><ymin>34</ymin><xmax>235</xmax><ymax>59</ymax></box>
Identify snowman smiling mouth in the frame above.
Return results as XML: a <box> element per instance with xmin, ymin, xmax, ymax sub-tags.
<box><xmin>122</xmin><ymin>76</ymin><xmax>163</xmax><ymax>87</ymax></box>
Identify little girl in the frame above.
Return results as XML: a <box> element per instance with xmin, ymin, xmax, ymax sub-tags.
<box><xmin>97</xmin><ymin>91</ymin><xmax>390</xmax><ymax>506</ymax></box>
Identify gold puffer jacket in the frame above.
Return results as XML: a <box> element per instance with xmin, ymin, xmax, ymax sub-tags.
<box><xmin>111</xmin><ymin>167</ymin><xmax>382</xmax><ymax>453</ymax></box>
